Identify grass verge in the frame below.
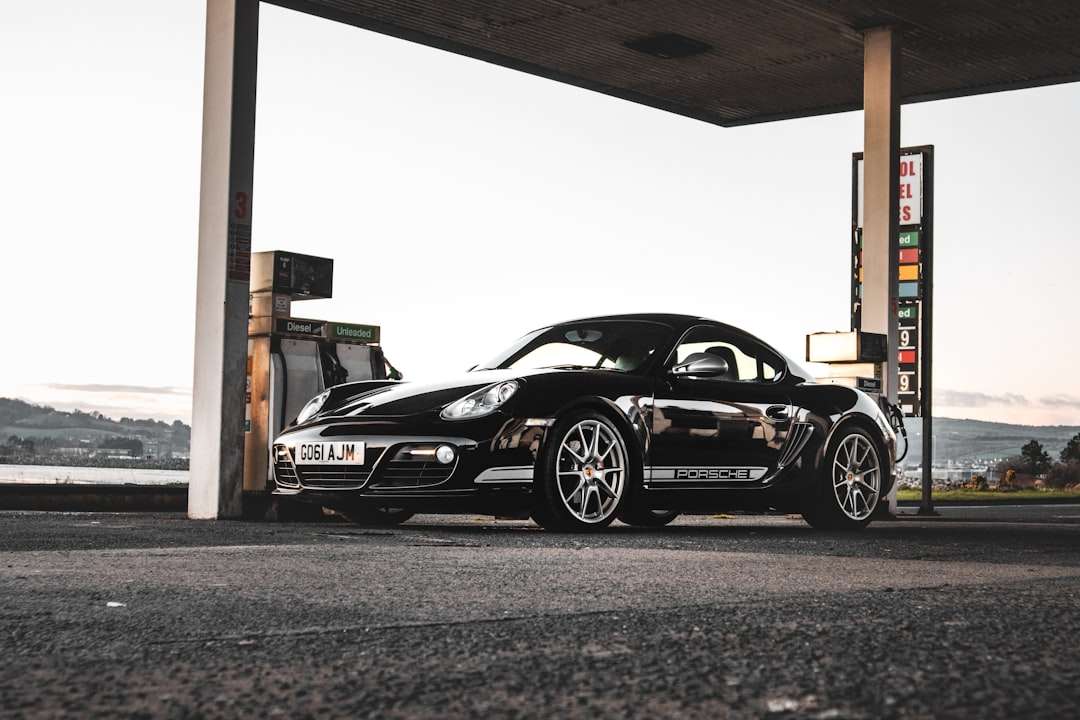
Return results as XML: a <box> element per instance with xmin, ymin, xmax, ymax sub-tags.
<box><xmin>896</xmin><ymin>488</ymin><xmax>1080</xmax><ymax>503</ymax></box>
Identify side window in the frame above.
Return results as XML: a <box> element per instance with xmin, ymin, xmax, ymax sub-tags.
<box><xmin>672</xmin><ymin>326</ymin><xmax>782</xmax><ymax>382</ymax></box>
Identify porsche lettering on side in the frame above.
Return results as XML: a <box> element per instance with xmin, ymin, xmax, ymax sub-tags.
<box><xmin>271</xmin><ymin>314</ymin><xmax>898</xmax><ymax>531</ymax></box>
<box><xmin>652</xmin><ymin>467</ymin><xmax>769</xmax><ymax>482</ymax></box>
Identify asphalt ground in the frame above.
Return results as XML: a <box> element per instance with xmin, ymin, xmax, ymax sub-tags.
<box><xmin>2</xmin><ymin>507</ymin><xmax>1078</xmax><ymax>719</ymax></box>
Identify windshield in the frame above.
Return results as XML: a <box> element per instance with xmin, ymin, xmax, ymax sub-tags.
<box><xmin>475</xmin><ymin>319</ymin><xmax>675</xmax><ymax>374</ymax></box>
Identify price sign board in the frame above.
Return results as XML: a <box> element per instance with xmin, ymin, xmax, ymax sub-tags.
<box><xmin>852</xmin><ymin>147</ymin><xmax>933</xmax><ymax>417</ymax></box>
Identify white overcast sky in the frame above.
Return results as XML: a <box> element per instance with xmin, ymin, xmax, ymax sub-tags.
<box><xmin>1</xmin><ymin>1</ymin><xmax>1078</xmax><ymax>427</ymax></box>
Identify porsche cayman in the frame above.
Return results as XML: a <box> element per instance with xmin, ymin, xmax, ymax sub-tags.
<box><xmin>271</xmin><ymin>314</ymin><xmax>898</xmax><ymax>531</ymax></box>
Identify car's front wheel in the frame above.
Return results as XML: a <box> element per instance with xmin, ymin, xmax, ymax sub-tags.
<box><xmin>802</xmin><ymin>426</ymin><xmax>883</xmax><ymax>530</ymax></box>
<box><xmin>532</xmin><ymin>410</ymin><xmax>628</xmax><ymax>532</ymax></box>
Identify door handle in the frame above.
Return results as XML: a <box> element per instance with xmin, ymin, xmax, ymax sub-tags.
<box><xmin>765</xmin><ymin>405</ymin><xmax>789</xmax><ymax>421</ymax></box>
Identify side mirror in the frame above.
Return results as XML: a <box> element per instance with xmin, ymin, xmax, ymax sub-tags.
<box><xmin>671</xmin><ymin>352</ymin><xmax>729</xmax><ymax>378</ymax></box>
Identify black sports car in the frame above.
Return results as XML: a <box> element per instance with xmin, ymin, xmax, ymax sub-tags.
<box><xmin>271</xmin><ymin>314</ymin><xmax>898</xmax><ymax>531</ymax></box>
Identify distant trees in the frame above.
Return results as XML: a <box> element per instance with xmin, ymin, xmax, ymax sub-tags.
<box><xmin>170</xmin><ymin>419</ymin><xmax>191</xmax><ymax>445</ymax></box>
<box><xmin>1046</xmin><ymin>462</ymin><xmax>1080</xmax><ymax>490</ymax></box>
<box><xmin>1061</xmin><ymin>433</ymin><xmax>1080</xmax><ymax>465</ymax></box>
<box><xmin>2</xmin><ymin>435</ymin><xmax>35</xmax><ymax>456</ymax></box>
<box><xmin>1047</xmin><ymin>432</ymin><xmax>1080</xmax><ymax>490</ymax></box>
<box><xmin>1021</xmin><ymin>440</ymin><xmax>1052</xmax><ymax>474</ymax></box>
<box><xmin>999</xmin><ymin>439</ymin><xmax>1050</xmax><ymax>478</ymax></box>
<box><xmin>997</xmin><ymin>433</ymin><xmax>1080</xmax><ymax>490</ymax></box>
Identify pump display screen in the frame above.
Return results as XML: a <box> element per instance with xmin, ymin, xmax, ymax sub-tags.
<box><xmin>296</xmin><ymin>442</ymin><xmax>365</xmax><ymax>465</ymax></box>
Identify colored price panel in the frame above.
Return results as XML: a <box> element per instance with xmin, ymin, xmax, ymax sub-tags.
<box><xmin>897</xmin><ymin>300</ymin><xmax>920</xmax><ymax>416</ymax></box>
<box><xmin>854</xmin><ymin>236</ymin><xmax>922</xmax><ymax>290</ymax></box>
<box><xmin>899</xmin><ymin>248</ymin><xmax>919</xmax><ymax>264</ymax></box>
<box><xmin>856</xmin><ymin>249</ymin><xmax>921</xmax><ymax>266</ymax></box>
<box><xmin>858</xmin><ymin>230</ymin><xmax>920</xmax><ymax>248</ymax></box>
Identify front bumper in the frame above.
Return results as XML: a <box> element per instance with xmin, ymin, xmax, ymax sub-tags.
<box><xmin>273</xmin><ymin>435</ymin><xmax>480</xmax><ymax>493</ymax></box>
<box><xmin>271</xmin><ymin>416</ymin><xmax>549</xmax><ymax>498</ymax></box>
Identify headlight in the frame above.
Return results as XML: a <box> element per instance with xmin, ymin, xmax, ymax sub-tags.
<box><xmin>440</xmin><ymin>380</ymin><xmax>520</xmax><ymax>420</ymax></box>
<box><xmin>295</xmin><ymin>389</ymin><xmax>331</xmax><ymax>425</ymax></box>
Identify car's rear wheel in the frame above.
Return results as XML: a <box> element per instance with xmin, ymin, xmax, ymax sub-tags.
<box><xmin>617</xmin><ymin>506</ymin><xmax>680</xmax><ymax>527</ymax></box>
<box><xmin>532</xmin><ymin>410</ymin><xmax>628</xmax><ymax>532</ymax></box>
<box><xmin>802</xmin><ymin>426</ymin><xmax>883</xmax><ymax>530</ymax></box>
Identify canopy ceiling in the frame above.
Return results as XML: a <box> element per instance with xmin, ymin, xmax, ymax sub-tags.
<box><xmin>265</xmin><ymin>0</ymin><xmax>1080</xmax><ymax>127</ymax></box>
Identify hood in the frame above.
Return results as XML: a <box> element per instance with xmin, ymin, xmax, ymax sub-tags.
<box><xmin>328</xmin><ymin>369</ymin><xmax>528</xmax><ymax>417</ymax></box>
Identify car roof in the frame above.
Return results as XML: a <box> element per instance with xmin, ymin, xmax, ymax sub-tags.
<box><xmin>550</xmin><ymin>313</ymin><xmax>740</xmax><ymax>335</ymax></box>
<box><xmin>546</xmin><ymin>313</ymin><xmax>809</xmax><ymax>376</ymax></box>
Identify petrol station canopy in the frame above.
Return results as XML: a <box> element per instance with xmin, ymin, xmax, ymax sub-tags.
<box><xmin>190</xmin><ymin>0</ymin><xmax>1080</xmax><ymax>519</ymax></box>
<box><xmin>264</xmin><ymin>0</ymin><xmax>1080</xmax><ymax>127</ymax></box>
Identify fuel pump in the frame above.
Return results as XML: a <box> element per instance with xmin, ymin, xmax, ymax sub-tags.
<box><xmin>805</xmin><ymin>330</ymin><xmax>887</xmax><ymax>399</ymax></box>
<box><xmin>244</xmin><ymin>251</ymin><xmax>392</xmax><ymax>500</ymax></box>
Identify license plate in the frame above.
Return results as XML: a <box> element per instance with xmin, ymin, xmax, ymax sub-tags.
<box><xmin>295</xmin><ymin>441</ymin><xmax>365</xmax><ymax>465</ymax></box>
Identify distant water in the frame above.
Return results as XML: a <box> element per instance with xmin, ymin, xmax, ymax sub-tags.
<box><xmin>0</xmin><ymin>464</ymin><xmax>188</xmax><ymax>486</ymax></box>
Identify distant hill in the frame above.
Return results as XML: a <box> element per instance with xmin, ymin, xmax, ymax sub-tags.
<box><xmin>898</xmin><ymin>416</ymin><xmax>1080</xmax><ymax>468</ymax></box>
<box><xmin>1</xmin><ymin>398</ymin><xmax>190</xmax><ymax>462</ymax></box>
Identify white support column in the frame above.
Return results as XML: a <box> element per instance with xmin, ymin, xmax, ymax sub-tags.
<box><xmin>190</xmin><ymin>0</ymin><xmax>259</xmax><ymax>519</ymax></box>
<box><xmin>862</xmin><ymin>27</ymin><xmax>901</xmax><ymax>404</ymax></box>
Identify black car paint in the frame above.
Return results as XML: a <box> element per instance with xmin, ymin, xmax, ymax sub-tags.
<box><xmin>271</xmin><ymin>314</ymin><xmax>896</xmax><ymax>524</ymax></box>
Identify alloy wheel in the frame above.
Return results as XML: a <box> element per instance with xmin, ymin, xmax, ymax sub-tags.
<box><xmin>830</xmin><ymin>432</ymin><xmax>882</xmax><ymax>521</ymax></box>
<box><xmin>554</xmin><ymin>418</ymin><xmax>627</xmax><ymax>524</ymax></box>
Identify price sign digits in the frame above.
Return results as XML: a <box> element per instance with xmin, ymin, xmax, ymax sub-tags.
<box><xmin>897</xmin><ymin>300</ymin><xmax>920</xmax><ymax>415</ymax></box>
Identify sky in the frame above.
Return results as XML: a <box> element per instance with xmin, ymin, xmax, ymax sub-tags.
<box><xmin>1</xmin><ymin>1</ymin><xmax>1078</xmax><ymax>428</ymax></box>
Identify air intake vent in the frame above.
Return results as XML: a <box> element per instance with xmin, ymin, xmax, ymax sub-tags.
<box><xmin>778</xmin><ymin>423</ymin><xmax>814</xmax><ymax>469</ymax></box>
